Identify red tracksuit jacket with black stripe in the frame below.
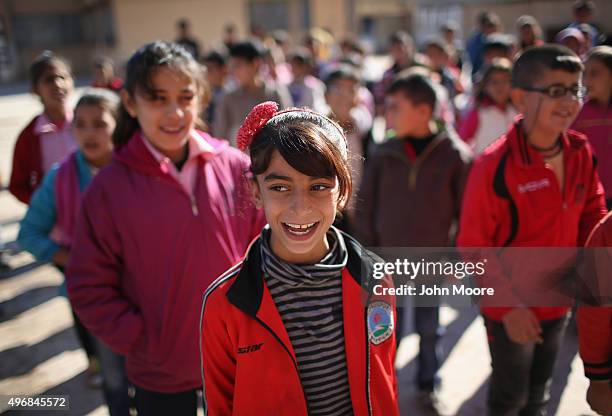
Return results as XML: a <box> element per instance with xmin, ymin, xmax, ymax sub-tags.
<box><xmin>200</xmin><ymin>232</ymin><xmax>399</xmax><ymax>416</ymax></box>
<box><xmin>578</xmin><ymin>211</ymin><xmax>612</xmax><ymax>381</ymax></box>
<box><xmin>458</xmin><ymin>118</ymin><xmax>607</xmax><ymax>321</ymax></box>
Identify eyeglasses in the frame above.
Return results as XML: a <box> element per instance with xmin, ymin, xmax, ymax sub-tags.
<box><xmin>520</xmin><ymin>84</ymin><xmax>587</xmax><ymax>100</ymax></box>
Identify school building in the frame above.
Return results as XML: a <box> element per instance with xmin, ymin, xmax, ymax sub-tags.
<box><xmin>0</xmin><ymin>0</ymin><xmax>249</xmax><ymax>81</ymax></box>
<box><xmin>0</xmin><ymin>0</ymin><xmax>355</xmax><ymax>82</ymax></box>
<box><xmin>0</xmin><ymin>0</ymin><xmax>610</xmax><ymax>82</ymax></box>
<box><xmin>413</xmin><ymin>0</ymin><xmax>612</xmax><ymax>45</ymax></box>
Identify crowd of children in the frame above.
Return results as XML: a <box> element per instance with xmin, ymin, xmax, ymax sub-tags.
<box><xmin>6</xmin><ymin>0</ymin><xmax>612</xmax><ymax>414</ymax></box>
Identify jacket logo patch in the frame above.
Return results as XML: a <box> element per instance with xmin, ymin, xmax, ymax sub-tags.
<box><xmin>517</xmin><ymin>178</ymin><xmax>550</xmax><ymax>193</ymax></box>
<box><xmin>238</xmin><ymin>343</ymin><xmax>264</xmax><ymax>354</ymax></box>
<box><xmin>367</xmin><ymin>302</ymin><xmax>394</xmax><ymax>345</ymax></box>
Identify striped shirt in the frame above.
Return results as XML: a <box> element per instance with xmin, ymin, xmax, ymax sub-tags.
<box><xmin>260</xmin><ymin>226</ymin><xmax>354</xmax><ymax>415</ymax></box>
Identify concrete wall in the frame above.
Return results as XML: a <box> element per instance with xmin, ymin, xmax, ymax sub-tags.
<box><xmin>415</xmin><ymin>0</ymin><xmax>611</xmax><ymax>46</ymax></box>
<box><xmin>1</xmin><ymin>0</ymin><xmax>109</xmax><ymax>80</ymax></box>
<box><xmin>310</xmin><ymin>0</ymin><xmax>349</xmax><ymax>38</ymax></box>
<box><xmin>111</xmin><ymin>0</ymin><xmax>248</xmax><ymax>64</ymax></box>
<box><xmin>461</xmin><ymin>0</ymin><xmax>611</xmax><ymax>40</ymax></box>
<box><xmin>10</xmin><ymin>0</ymin><xmax>82</xmax><ymax>14</ymax></box>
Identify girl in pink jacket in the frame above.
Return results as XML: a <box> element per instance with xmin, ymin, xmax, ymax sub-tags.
<box><xmin>66</xmin><ymin>41</ymin><xmax>264</xmax><ymax>416</ymax></box>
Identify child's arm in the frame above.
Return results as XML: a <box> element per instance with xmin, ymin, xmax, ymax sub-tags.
<box><xmin>578</xmin><ymin>306</ymin><xmax>612</xmax><ymax>415</ymax></box>
<box><xmin>201</xmin><ymin>293</ymin><xmax>235</xmax><ymax>416</ymax></box>
<box><xmin>457</xmin><ymin>107</ymin><xmax>479</xmax><ymax>143</ymax></box>
<box><xmin>451</xmin><ymin>144</ymin><xmax>473</xmax><ymax>227</ymax></box>
<box><xmin>577</xmin><ymin>152</ymin><xmax>607</xmax><ymax>246</ymax></box>
<box><xmin>212</xmin><ymin>94</ymin><xmax>230</xmax><ymax>141</ymax></box>
<box><xmin>17</xmin><ymin>168</ymin><xmax>61</xmax><ymax>263</ymax></box>
<box><xmin>354</xmin><ymin>151</ymin><xmax>381</xmax><ymax>247</ymax></box>
<box><xmin>65</xmin><ymin>184</ymin><xmax>144</xmax><ymax>356</ymax></box>
<box><xmin>578</xmin><ymin>306</ymin><xmax>611</xmax><ymax>381</ymax></box>
<box><xmin>9</xmin><ymin>129</ymin><xmax>36</xmax><ymax>204</ymax></box>
<box><xmin>578</xmin><ymin>216</ymin><xmax>612</xmax><ymax>380</ymax></box>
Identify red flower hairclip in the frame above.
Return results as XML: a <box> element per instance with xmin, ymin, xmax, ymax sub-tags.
<box><xmin>236</xmin><ymin>101</ymin><xmax>279</xmax><ymax>151</ymax></box>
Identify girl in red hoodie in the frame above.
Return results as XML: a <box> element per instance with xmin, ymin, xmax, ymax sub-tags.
<box><xmin>200</xmin><ymin>102</ymin><xmax>399</xmax><ymax>415</ymax></box>
<box><xmin>66</xmin><ymin>42</ymin><xmax>264</xmax><ymax>416</ymax></box>
<box><xmin>9</xmin><ymin>51</ymin><xmax>77</xmax><ymax>204</ymax></box>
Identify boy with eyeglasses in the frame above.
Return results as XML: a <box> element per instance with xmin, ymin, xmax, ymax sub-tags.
<box><xmin>457</xmin><ymin>44</ymin><xmax>607</xmax><ymax>415</ymax></box>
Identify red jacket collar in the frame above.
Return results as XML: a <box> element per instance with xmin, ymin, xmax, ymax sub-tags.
<box><xmin>226</xmin><ymin>229</ymin><xmax>378</xmax><ymax>318</ymax></box>
<box><xmin>506</xmin><ymin>117</ymin><xmax>581</xmax><ymax>168</ymax></box>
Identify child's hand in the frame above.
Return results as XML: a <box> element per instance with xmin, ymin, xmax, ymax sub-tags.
<box><xmin>586</xmin><ymin>380</ymin><xmax>612</xmax><ymax>415</ymax></box>
<box><xmin>501</xmin><ymin>307</ymin><xmax>543</xmax><ymax>345</ymax></box>
<box><xmin>52</xmin><ymin>248</ymin><xmax>71</xmax><ymax>268</ymax></box>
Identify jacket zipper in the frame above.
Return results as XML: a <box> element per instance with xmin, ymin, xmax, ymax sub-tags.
<box><xmin>190</xmin><ymin>195</ymin><xmax>199</xmax><ymax>216</ymax></box>
<box><xmin>158</xmin><ymin>161</ymin><xmax>201</xmax><ymax>217</ymax></box>
<box><xmin>253</xmin><ymin>316</ymin><xmax>309</xmax><ymax>412</ymax></box>
<box><xmin>156</xmin><ymin>175</ymin><xmax>200</xmax><ymax>217</ymax></box>
<box><xmin>384</xmin><ymin>137</ymin><xmax>445</xmax><ymax>191</ymax></box>
<box><xmin>541</xmin><ymin>154</ymin><xmax>567</xmax><ymax>211</ymax></box>
<box><xmin>408</xmin><ymin>138</ymin><xmax>445</xmax><ymax>191</ymax></box>
<box><xmin>364</xmin><ymin>304</ymin><xmax>373</xmax><ymax>415</ymax></box>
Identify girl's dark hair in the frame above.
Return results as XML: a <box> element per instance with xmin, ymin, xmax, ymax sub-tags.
<box><xmin>75</xmin><ymin>88</ymin><xmax>121</xmax><ymax>120</ymax></box>
<box><xmin>250</xmin><ymin>111</ymin><xmax>352</xmax><ymax>209</ymax></box>
<box><xmin>389</xmin><ymin>31</ymin><xmax>413</xmax><ymax>48</ymax></box>
<box><xmin>475</xmin><ymin>57</ymin><xmax>513</xmax><ymax>103</ymax></box>
<box><xmin>229</xmin><ymin>41</ymin><xmax>263</xmax><ymax>62</ymax></box>
<box><xmin>113</xmin><ymin>41</ymin><xmax>210</xmax><ymax>148</ymax></box>
<box><xmin>289</xmin><ymin>47</ymin><xmax>315</xmax><ymax>68</ymax></box>
<box><xmin>586</xmin><ymin>46</ymin><xmax>612</xmax><ymax>73</ymax></box>
<box><xmin>30</xmin><ymin>50</ymin><xmax>72</xmax><ymax>87</ymax></box>
<box><xmin>324</xmin><ymin>65</ymin><xmax>361</xmax><ymax>89</ymax></box>
<box><xmin>203</xmin><ymin>49</ymin><xmax>228</xmax><ymax>67</ymax></box>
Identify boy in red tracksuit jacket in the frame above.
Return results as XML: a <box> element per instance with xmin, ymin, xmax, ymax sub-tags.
<box><xmin>458</xmin><ymin>44</ymin><xmax>607</xmax><ymax>416</ymax></box>
<box><xmin>578</xmin><ymin>211</ymin><xmax>611</xmax><ymax>416</ymax></box>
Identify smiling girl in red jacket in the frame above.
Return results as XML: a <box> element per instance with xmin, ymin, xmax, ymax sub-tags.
<box><xmin>200</xmin><ymin>102</ymin><xmax>399</xmax><ymax>416</ymax></box>
<box><xmin>66</xmin><ymin>42</ymin><xmax>264</xmax><ymax>416</ymax></box>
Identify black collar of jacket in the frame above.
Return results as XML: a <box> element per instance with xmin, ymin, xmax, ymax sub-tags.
<box><xmin>226</xmin><ymin>229</ymin><xmax>380</xmax><ymax>318</ymax></box>
<box><xmin>377</xmin><ymin>129</ymin><xmax>449</xmax><ymax>158</ymax></box>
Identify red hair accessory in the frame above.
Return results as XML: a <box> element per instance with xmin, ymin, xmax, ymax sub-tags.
<box><xmin>236</xmin><ymin>101</ymin><xmax>279</xmax><ymax>151</ymax></box>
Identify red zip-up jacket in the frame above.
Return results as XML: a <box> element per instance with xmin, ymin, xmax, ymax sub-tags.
<box><xmin>578</xmin><ymin>211</ymin><xmax>612</xmax><ymax>381</ymax></box>
<box><xmin>457</xmin><ymin>118</ymin><xmax>607</xmax><ymax>321</ymax></box>
<box><xmin>200</xmin><ymin>232</ymin><xmax>399</xmax><ymax>416</ymax></box>
<box><xmin>9</xmin><ymin>116</ymin><xmax>43</xmax><ymax>204</ymax></box>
